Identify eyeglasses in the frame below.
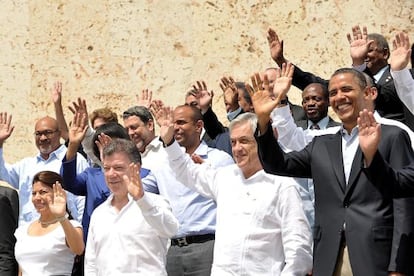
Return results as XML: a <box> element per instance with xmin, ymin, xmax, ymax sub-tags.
<box><xmin>34</xmin><ymin>130</ymin><xmax>58</xmax><ymax>138</ymax></box>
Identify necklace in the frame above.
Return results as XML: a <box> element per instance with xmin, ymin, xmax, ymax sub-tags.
<box><xmin>38</xmin><ymin>213</ymin><xmax>68</xmax><ymax>227</ymax></box>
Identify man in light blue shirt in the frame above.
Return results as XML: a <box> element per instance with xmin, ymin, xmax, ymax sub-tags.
<box><xmin>123</xmin><ymin>105</ymin><xmax>234</xmax><ymax>276</ymax></box>
<box><xmin>0</xmin><ymin>114</ymin><xmax>88</xmax><ymax>225</ymax></box>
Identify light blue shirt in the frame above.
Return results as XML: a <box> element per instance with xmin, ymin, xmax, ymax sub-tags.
<box><xmin>143</xmin><ymin>139</ymin><xmax>234</xmax><ymax>238</ymax></box>
<box><xmin>0</xmin><ymin>144</ymin><xmax>88</xmax><ymax>225</ymax></box>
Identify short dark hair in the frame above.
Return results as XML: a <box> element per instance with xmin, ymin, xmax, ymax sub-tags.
<box><xmin>102</xmin><ymin>138</ymin><xmax>141</xmax><ymax>164</ymax></box>
<box><xmin>235</xmin><ymin>82</ymin><xmax>252</xmax><ymax>105</ymax></box>
<box><xmin>330</xmin><ymin>68</ymin><xmax>367</xmax><ymax>90</ymax></box>
<box><xmin>122</xmin><ymin>106</ymin><xmax>153</xmax><ymax>124</ymax></box>
<box><xmin>175</xmin><ymin>104</ymin><xmax>203</xmax><ymax>122</ymax></box>
<box><xmin>92</xmin><ymin>122</ymin><xmax>130</xmax><ymax>160</ymax></box>
<box><xmin>32</xmin><ymin>171</ymin><xmax>63</xmax><ymax>188</ymax></box>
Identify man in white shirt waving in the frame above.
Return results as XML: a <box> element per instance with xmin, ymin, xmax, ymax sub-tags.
<box><xmin>158</xmin><ymin>108</ymin><xmax>312</xmax><ymax>275</ymax></box>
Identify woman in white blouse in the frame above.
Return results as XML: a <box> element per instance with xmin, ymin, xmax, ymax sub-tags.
<box><xmin>14</xmin><ymin>171</ymin><xmax>84</xmax><ymax>276</ymax></box>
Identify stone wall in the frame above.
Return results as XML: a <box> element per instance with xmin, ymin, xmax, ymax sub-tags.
<box><xmin>0</xmin><ymin>0</ymin><xmax>413</xmax><ymax>162</ymax></box>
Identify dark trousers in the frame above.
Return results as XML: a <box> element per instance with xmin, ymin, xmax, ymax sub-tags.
<box><xmin>166</xmin><ymin>239</ymin><xmax>214</xmax><ymax>276</ymax></box>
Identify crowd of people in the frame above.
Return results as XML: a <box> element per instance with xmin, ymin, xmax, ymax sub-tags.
<box><xmin>0</xmin><ymin>24</ymin><xmax>413</xmax><ymax>276</ymax></box>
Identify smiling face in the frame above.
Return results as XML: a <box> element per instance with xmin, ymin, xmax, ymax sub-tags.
<box><xmin>34</xmin><ymin>117</ymin><xmax>61</xmax><ymax>159</ymax></box>
<box><xmin>365</xmin><ymin>40</ymin><xmax>389</xmax><ymax>74</ymax></box>
<box><xmin>103</xmin><ymin>152</ymin><xmax>132</xmax><ymax>197</ymax></box>
<box><xmin>302</xmin><ymin>83</ymin><xmax>329</xmax><ymax>124</ymax></box>
<box><xmin>328</xmin><ymin>72</ymin><xmax>369</xmax><ymax>132</ymax></box>
<box><xmin>173</xmin><ymin>106</ymin><xmax>202</xmax><ymax>153</ymax></box>
<box><xmin>123</xmin><ymin>115</ymin><xmax>155</xmax><ymax>153</ymax></box>
<box><xmin>32</xmin><ymin>181</ymin><xmax>53</xmax><ymax>213</ymax></box>
<box><xmin>230</xmin><ymin>121</ymin><xmax>262</xmax><ymax>178</ymax></box>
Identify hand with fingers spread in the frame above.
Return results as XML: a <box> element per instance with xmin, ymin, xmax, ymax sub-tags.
<box><xmin>390</xmin><ymin>32</ymin><xmax>412</xmax><ymax>71</ymax></box>
<box><xmin>347</xmin><ymin>25</ymin><xmax>373</xmax><ymax>66</ymax></box>
<box><xmin>158</xmin><ymin>106</ymin><xmax>175</xmax><ymax>147</ymax></box>
<box><xmin>68</xmin><ymin>111</ymin><xmax>89</xmax><ymax>145</ymax></box>
<box><xmin>137</xmin><ymin>89</ymin><xmax>153</xmax><ymax>109</ymax></box>
<box><xmin>358</xmin><ymin>109</ymin><xmax>381</xmax><ymax>166</ymax></box>
<box><xmin>267</xmin><ymin>27</ymin><xmax>288</xmax><ymax>67</ymax></box>
<box><xmin>0</xmin><ymin>112</ymin><xmax>14</xmax><ymax>147</ymax></box>
<box><xmin>192</xmin><ymin>80</ymin><xmax>214</xmax><ymax>113</ymax></box>
<box><xmin>272</xmin><ymin>62</ymin><xmax>295</xmax><ymax>100</ymax></box>
<box><xmin>149</xmin><ymin>99</ymin><xmax>166</xmax><ymax>127</ymax></box>
<box><xmin>48</xmin><ymin>182</ymin><xmax>68</xmax><ymax>219</ymax></box>
<box><xmin>125</xmin><ymin>163</ymin><xmax>144</xmax><ymax>200</ymax></box>
<box><xmin>51</xmin><ymin>81</ymin><xmax>70</xmax><ymax>140</ymax></box>
<box><xmin>220</xmin><ymin>76</ymin><xmax>239</xmax><ymax>112</ymax></box>
<box><xmin>246</xmin><ymin>63</ymin><xmax>294</xmax><ymax>134</ymax></box>
<box><xmin>51</xmin><ymin>81</ymin><xmax>63</xmax><ymax>105</ymax></box>
<box><xmin>68</xmin><ymin>97</ymin><xmax>89</xmax><ymax>120</ymax></box>
<box><xmin>95</xmin><ymin>133</ymin><xmax>112</xmax><ymax>162</ymax></box>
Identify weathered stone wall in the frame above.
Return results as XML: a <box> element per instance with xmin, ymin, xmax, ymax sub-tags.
<box><xmin>0</xmin><ymin>0</ymin><xmax>413</xmax><ymax>162</ymax></box>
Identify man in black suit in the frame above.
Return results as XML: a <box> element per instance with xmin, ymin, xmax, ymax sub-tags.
<box><xmin>0</xmin><ymin>184</ymin><xmax>19</xmax><ymax>276</ymax></box>
<box><xmin>295</xmin><ymin>83</ymin><xmax>340</xmax><ymax>130</ymax></box>
<box><xmin>267</xmin><ymin>26</ymin><xmax>414</xmax><ymax>131</ymax></box>
<box><xmin>252</xmin><ymin>67</ymin><xmax>414</xmax><ymax>275</ymax></box>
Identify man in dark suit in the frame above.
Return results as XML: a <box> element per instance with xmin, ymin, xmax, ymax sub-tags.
<box><xmin>295</xmin><ymin>83</ymin><xmax>340</xmax><ymax>130</ymax></box>
<box><xmin>267</xmin><ymin>26</ymin><xmax>414</xmax><ymax>131</ymax></box>
<box><xmin>252</xmin><ymin>67</ymin><xmax>413</xmax><ymax>275</ymax></box>
<box><xmin>0</xmin><ymin>184</ymin><xmax>19</xmax><ymax>276</ymax></box>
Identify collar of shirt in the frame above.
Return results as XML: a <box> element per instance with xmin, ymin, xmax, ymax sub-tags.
<box><xmin>374</xmin><ymin>65</ymin><xmax>389</xmax><ymax>83</ymax></box>
<box><xmin>192</xmin><ymin>140</ymin><xmax>209</xmax><ymax>159</ymax></box>
<box><xmin>35</xmin><ymin>144</ymin><xmax>66</xmax><ymax>162</ymax></box>
<box><xmin>307</xmin><ymin>116</ymin><xmax>329</xmax><ymax>130</ymax></box>
<box><xmin>340</xmin><ymin>125</ymin><xmax>359</xmax><ymax>141</ymax></box>
<box><xmin>142</xmin><ymin>137</ymin><xmax>163</xmax><ymax>157</ymax></box>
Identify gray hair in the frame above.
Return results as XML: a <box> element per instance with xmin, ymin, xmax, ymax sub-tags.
<box><xmin>228</xmin><ymin>112</ymin><xmax>258</xmax><ymax>134</ymax></box>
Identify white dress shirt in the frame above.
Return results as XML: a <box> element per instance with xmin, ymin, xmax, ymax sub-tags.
<box><xmin>85</xmin><ymin>192</ymin><xmax>179</xmax><ymax>276</ymax></box>
<box><xmin>165</xmin><ymin>141</ymin><xmax>313</xmax><ymax>276</ymax></box>
<box><xmin>142</xmin><ymin>139</ymin><xmax>234</xmax><ymax>238</ymax></box>
<box><xmin>391</xmin><ymin>68</ymin><xmax>414</xmax><ymax>114</ymax></box>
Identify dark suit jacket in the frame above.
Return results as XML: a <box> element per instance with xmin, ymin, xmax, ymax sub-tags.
<box><xmin>256</xmin><ymin>123</ymin><xmax>414</xmax><ymax>276</ymax></box>
<box><xmin>0</xmin><ymin>186</ymin><xmax>19</xmax><ymax>276</ymax></box>
<box><xmin>295</xmin><ymin>116</ymin><xmax>340</xmax><ymax>130</ymax></box>
<box><xmin>291</xmin><ymin>65</ymin><xmax>414</xmax><ymax>131</ymax></box>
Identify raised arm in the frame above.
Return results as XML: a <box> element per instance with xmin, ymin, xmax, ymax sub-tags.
<box><xmin>126</xmin><ymin>144</ymin><xmax>178</xmax><ymax>238</ymax></box>
<box><xmin>66</xmin><ymin>110</ymin><xmax>88</xmax><ymax>161</ymax></box>
<box><xmin>0</xmin><ymin>112</ymin><xmax>14</xmax><ymax>148</ymax></box>
<box><xmin>390</xmin><ymin>32</ymin><xmax>414</xmax><ymax>113</ymax></box>
<box><xmin>49</xmin><ymin>182</ymin><xmax>84</xmax><ymax>255</ymax></box>
<box><xmin>347</xmin><ymin>25</ymin><xmax>373</xmax><ymax>67</ymax></box>
<box><xmin>246</xmin><ymin>63</ymin><xmax>294</xmax><ymax>135</ymax></box>
<box><xmin>51</xmin><ymin>81</ymin><xmax>70</xmax><ymax>141</ymax></box>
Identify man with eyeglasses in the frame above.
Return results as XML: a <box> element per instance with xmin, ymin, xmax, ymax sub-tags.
<box><xmin>0</xmin><ymin>114</ymin><xmax>88</xmax><ymax>226</ymax></box>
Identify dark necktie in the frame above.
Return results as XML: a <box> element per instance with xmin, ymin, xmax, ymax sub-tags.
<box><xmin>310</xmin><ymin>124</ymin><xmax>320</xmax><ymax>130</ymax></box>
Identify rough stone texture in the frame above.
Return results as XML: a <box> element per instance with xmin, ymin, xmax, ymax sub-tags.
<box><xmin>0</xmin><ymin>0</ymin><xmax>413</xmax><ymax>162</ymax></box>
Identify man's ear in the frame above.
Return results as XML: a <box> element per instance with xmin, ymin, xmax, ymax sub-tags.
<box><xmin>147</xmin><ymin>119</ymin><xmax>155</xmax><ymax>132</ymax></box>
<box><xmin>195</xmin><ymin>119</ymin><xmax>204</xmax><ymax>132</ymax></box>
<box><xmin>365</xmin><ymin>86</ymin><xmax>378</xmax><ymax>101</ymax></box>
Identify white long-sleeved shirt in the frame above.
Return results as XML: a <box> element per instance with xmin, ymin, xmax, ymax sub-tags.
<box><xmin>391</xmin><ymin>68</ymin><xmax>414</xmax><ymax>113</ymax></box>
<box><xmin>165</xmin><ymin>141</ymin><xmax>313</xmax><ymax>276</ymax></box>
<box><xmin>271</xmin><ymin>105</ymin><xmax>414</xmax><ymax>151</ymax></box>
<box><xmin>85</xmin><ymin>192</ymin><xmax>179</xmax><ymax>276</ymax></box>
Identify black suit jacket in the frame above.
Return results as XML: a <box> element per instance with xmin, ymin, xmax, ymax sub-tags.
<box><xmin>291</xmin><ymin>65</ymin><xmax>414</xmax><ymax>131</ymax></box>
<box><xmin>295</xmin><ymin>116</ymin><xmax>340</xmax><ymax>130</ymax></box>
<box><xmin>256</xmin><ymin>123</ymin><xmax>414</xmax><ymax>275</ymax></box>
<box><xmin>0</xmin><ymin>186</ymin><xmax>19</xmax><ymax>276</ymax></box>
